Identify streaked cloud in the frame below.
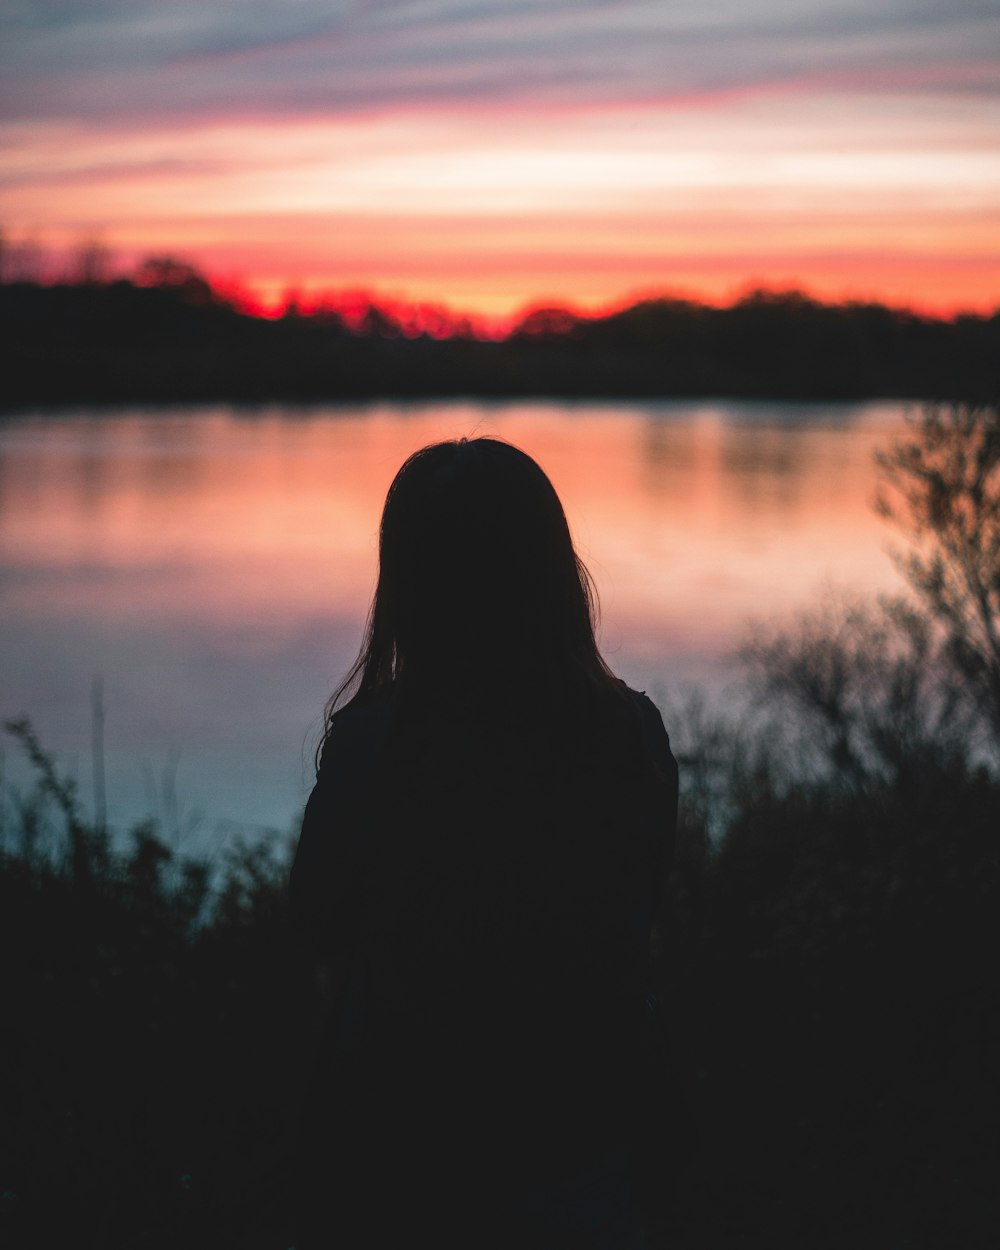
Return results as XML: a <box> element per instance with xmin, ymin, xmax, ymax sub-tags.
<box><xmin>3</xmin><ymin>1</ymin><xmax>997</xmax><ymax>123</ymax></box>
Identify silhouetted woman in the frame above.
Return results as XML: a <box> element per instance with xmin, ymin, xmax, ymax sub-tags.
<box><xmin>291</xmin><ymin>437</ymin><xmax>678</xmax><ymax>1248</ymax></box>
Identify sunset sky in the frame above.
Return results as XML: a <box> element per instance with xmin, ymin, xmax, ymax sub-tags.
<box><xmin>2</xmin><ymin>0</ymin><xmax>999</xmax><ymax>318</ymax></box>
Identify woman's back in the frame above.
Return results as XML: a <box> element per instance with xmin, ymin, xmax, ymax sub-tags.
<box><xmin>289</xmin><ymin>437</ymin><xmax>678</xmax><ymax>1246</ymax></box>
<box><xmin>292</xmin><ymin>682</ymin><xmax>677</xmax><ymax>1244</ymax></box>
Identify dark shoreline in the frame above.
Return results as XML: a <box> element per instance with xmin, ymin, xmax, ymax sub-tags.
<box><xmin>4</xmin><ymin>279</ymin><xmax>998</xmax><ymax>408</ymax></box>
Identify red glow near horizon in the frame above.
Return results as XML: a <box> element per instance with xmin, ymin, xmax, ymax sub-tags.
<box><xmin>209</xmin><ymin>273</ymin><xmax>998</xmax><ymax>337</ymax></box>
<box><xmin>210</xmin><ymin>281</ymin><xmax>507</xmax><ymax>337</ymax></box>
<box><xmin>10</xmin><ymin>235</ymin><xmax>996</xmax><ymax>333</ymax></box>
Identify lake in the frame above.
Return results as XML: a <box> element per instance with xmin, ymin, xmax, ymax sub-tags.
<box><xmin>0</xmin><ymin>400</ymin><xmax>911</xmax><ymax>857</ymax></box>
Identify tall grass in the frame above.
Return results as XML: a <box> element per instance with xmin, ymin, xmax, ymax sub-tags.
<box><xmin>1</xmin><ymin>716</ymin><xmax>307</xmax><ymax>1250</ymax></box>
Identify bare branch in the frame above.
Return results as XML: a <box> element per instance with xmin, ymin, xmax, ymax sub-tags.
<box><xmin>876</xmin><ymin>402</ymin><xmax>1000</xmax><ymax>740</ymax></box>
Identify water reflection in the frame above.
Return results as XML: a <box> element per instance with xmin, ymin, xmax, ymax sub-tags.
<box><xmin>0</xmin><ymin>401</ymin><xmax>905</xmax><ymax>844</ymax></box>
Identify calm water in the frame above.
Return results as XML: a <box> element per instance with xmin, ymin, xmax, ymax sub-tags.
<box><xmin>0</xmin><ymin>400</ymin><xmax>909</xmax><ymax>855</ymax></box>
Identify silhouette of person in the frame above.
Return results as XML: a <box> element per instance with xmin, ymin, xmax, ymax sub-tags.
<box><xmin>291</xmin><ymin>437</ymin><xmax>678</xmax><ymax>1248</ymax></box>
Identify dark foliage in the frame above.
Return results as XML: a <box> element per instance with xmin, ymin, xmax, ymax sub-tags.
<box><xmin>659</xmin><ymin>596</ymin><xmax>1000</xmax><ymax>1249</ymax></box>
<box><xmin>0</xmin><ymin>719</ymin><xmax>311</xmax><ymax>1250</ymax></box>
<box><xmin>2</xmin><ymin>277</ymin><xmax>998</xmax><ymax>405</ymax></box>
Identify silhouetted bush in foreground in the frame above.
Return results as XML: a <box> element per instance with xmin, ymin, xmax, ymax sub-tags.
<box><xmin>1</xmin><ymin>717</ymin><xmax>307</xmax><ymax>1250</ymax></box>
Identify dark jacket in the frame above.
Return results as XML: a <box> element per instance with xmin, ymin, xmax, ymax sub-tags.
<box><xmin>290</xmin><ymin>681</ymin><xmax>678</xmax><ymax>1244</ymax></box>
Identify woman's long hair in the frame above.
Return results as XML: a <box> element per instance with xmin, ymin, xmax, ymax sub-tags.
<box><xmin>320</xmin><ymin>437</ymin><xmax>623</xmax><ymax>752</ymax></box>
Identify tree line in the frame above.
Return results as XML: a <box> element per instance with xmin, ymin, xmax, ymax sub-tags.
<box><xmin>2</xmin><ymin>264</ymin><xmax>998</xmax><ymax>404</ymax></box>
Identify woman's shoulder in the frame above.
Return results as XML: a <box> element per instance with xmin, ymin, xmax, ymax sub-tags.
<box><xmin>317</xmin><ymin>691</ymin><xmax>396</xmax><ymax>777</ymax></box>
<box><xmin>616</xmin><ymin>682</ymin><xmax>668</xmax><ymax>734</ymax></box>
<box><xmin>617</xmin><ymin>683</ymin><xmax>676</xmax><ymax>778</ymax></box>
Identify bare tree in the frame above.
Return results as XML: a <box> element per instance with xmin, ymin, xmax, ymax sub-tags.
<box><xmin>3</xmin><ymin>234</ymin><xmax>45</xmax><ymax>283</ymax></box>
<box><xmin>876</xmin><ymin>402</ymin><xmax>1000</xmax><ymax>741</ymax></box>
<box><xmin>741</xmin><ymin>594</ymin><xmax>972</xmax><ymax>788</ymax></box>
<box><xmin>135</xmin><ymin>255</ymin><xmax>214</xmax><ymax>305</ymax></box>
<box><xmin>71</xmin><ymin>236</ymin><xmax>112</xmax><ymax>285</ymax></box>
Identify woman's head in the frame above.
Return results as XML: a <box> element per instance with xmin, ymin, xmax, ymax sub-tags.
<box><xmin>330</xmin><ymin>437</ymin><xmax>617</xmax><ymax>715</ymax></box>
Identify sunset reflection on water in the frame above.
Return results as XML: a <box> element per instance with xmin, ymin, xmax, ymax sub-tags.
<box><xmin>0</xmin><ymin>401</ymin><xmax>906</xmax><ymax>843</ymax></box>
